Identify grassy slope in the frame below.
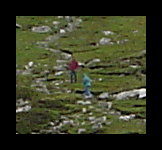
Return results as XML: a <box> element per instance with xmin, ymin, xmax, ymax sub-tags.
<box><xmin>16</xmin><ymin>16</ymin><xmax>146</xmax><ymax>134</ymax></box>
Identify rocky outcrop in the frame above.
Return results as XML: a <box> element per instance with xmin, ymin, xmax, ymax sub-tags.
<box><xmin>32</xmin><ymin>26</ymin><xmax>52</xmax><ymax>33</ymax></box>
<box><xmin>98</xmin><ymin>102</ymin><xmax>112</xmax><ymax>110</ymax></box>
<box><xmin>85</xmin><ymin>58</ymin><xmax>101</xmax><ymax>66</ymax></box>
<box><xmin>99</xmin><ymin>38</ymin><xmax>113</xmax><ymax>45</ymax></box>
<box><xmin>119</xmin><ymin>114</ymin><xmax>136</xmax><ymax>121</ymax></box>
<box><xmin>98</xmin><ymin>92</ymin><xmax>110</xmax><ymax>100</ymax></box>
<box><xmin>113</xmin><ymin>88</ymin><xmax>146</xmax><ymax>100</ymax></box>
<box><xmin>16</xmin><ymin>23</ymin><xmax>22</xmax><ymax>28</ymax></box>
<box><xmin>77</xmin><ymin>100</ymin><xmax>92</xmax><ymax>105</ymax></box>
<box><xmin>16</xmin><ymin>99</ymin><xmax>31</xmax><ymax>113</ymax></box>
<box><xmin>102</xmin><ymin>30</ymin><xmax>114</xmax><ymax>36</ymax></box>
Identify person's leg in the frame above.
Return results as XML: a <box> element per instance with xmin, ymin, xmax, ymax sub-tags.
<box><xmin>70</xmin><ymin>71</ymin><xmax>73</xmax><ymax>83</ymax></box>
<box><xmin>87</xmin><ymin>86</ymin><xmax>91</xmax><ymax>96</ymax></box>
<box><xmin>74</xmin><ymin>71</ymin><xmax>77</xmax><ymax>83</ymax></box>
<box><xmin>84</xmin><ymin>86</ymin><xmax>89</xmax><ymax>95</ymax></box>
<box><xmin>72</xmin><ymin>71</ymin><xmax>75</xmax><ymax>83</ymax></box>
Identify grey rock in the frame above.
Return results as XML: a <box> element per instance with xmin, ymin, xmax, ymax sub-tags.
<box><xmin>78</xmin><ymin>128</ymin><xmax>86</xmax><ymax>134</ymax></box>
<box><xmin>44</xmin><ymin>64</ymin><xmax>48</xmax><ymax>67</ymax></box>
<box><xmin>102</xmin><ymin>30</ymin><xmax>114</xmax><ymax>36</ymax></box>
<box><xmin>84</xmin><ymin>101</ymin><xmax>92</xmax><ymax>105</ymax></box>
<box><xmin>138</xmin><ymin>89</ymin><xmax>146</xmax><ymax>99</ymax></box>
<box><xmin>88</xmin><ymin>116</ymin><xmax>95</xmax><ymax>121</ymax></box>
<box><xmin>57</xmin><ymin>16</ymin><xmax>64</xmax><ymax>19</ymax></box>
<box><xmin>56</xmin><ymin>60</ymin><xmax>68</xmax><ymax>64</ymax></box>
<box><xmin>60</xmin><ymin>29</ymin><xmax>66</xmax><ymax>34</ymax></box>
<box><xmin>92</xmin><ymin>123</ymin><xmax>103</xmax><ymax>129</ymax></box>
<box><xmin>122</xmin><ymin>59</ymin><xmax>130</xmax><ymax>63</ymax></box>
<box><xmin>45</xmin><ymin>36</ymin><xmax>55</xmax><ymax>41</ymax></box>
<box><xmin>63</xmin><ymin>120</ymin><xmax>74</xmax><ymax>126</ymax></box>
<box><xmin>32</xmin><ymin>26</ymin><xmax>51</xmax><ymax>33</ymax></box>
<box><xmin>24</xmin><ymin>65</ymin><xmax>29</xmax><ymax>70</ymax></box>
<box><xmin>82</xmin><ymin>108</ymin><xmax>87</xmax><ymax>113</ymax></box>
<box><xmin>60</xmin><ymin>116</ymin><xmax>68</xmax><ymax>120</ymax></box>
<box><xmin>52</xmin><ymin>21</ymin><xmax>60</xmax><ymax>25</ymax></box>
<box><xmin>88</xmin><ymin>106</ymin><xmax>94</xmax><ymax>109</ymax></box>
<box><xmin>77</xmin><ymin>101</ymin><xmax>84</xmax><ymax>105</ymax></box>
<box><xmin>66</xmin><ymin>90</ymin><xmax>71</xmax><ymax>93</ymax></box>
<box><xmin>73</xmin><ymin>20</ymin><xmax>82</xmax><ymax>27</ymax></box>
<box><xmin>119</xmin><ymin>114</ymin><xmax>136</xmax><ymax>121</ymax></box>
<box><xmin>28</xmin><ymin>61</ymin><xmax>34</xmax><ymax>67</ymax></box>
<box><xmin>66</xmin><ymin>24</ymin><xmax>74</xmax><ymax>32</ymax></box>
<box><xmin>16</xmin><ymin>23</ymin><xmax>22</xmax><ymax>28</ymax></box>
<box><xmin>99</xmin><ymin>38</ymin><xmax>113</xmax><ymax>45</ymax></box>
<box><xmin>77</xmin><ymin>101</ymin><xmax>92</xmax><ymax>105</ymax></box>
<box><xmin>95</xmin><ymin>117</ymin><xmax>106</xmax><ymax>123</ymax></box>
<box><xmin>53</xmin><ymin>65</ymin><xmax>66</xmax><ymax>71</ymax></box>
<box><xmin>91</xmin><ymin>116</ymin><xmax>107</xmax><ymax>124</ymax></box>
<box><xmin>40</xmin><ymin>129</ymin><xmax>53</xmax><ymax>134</ymax></box>
<box><xmin>81</xmin><ymin>122</ymin><xmax>86</xmax><ymax>125</ymax></box>
<box><xmin>86</xmin><ymin>58</ymin><xmax>101</xmax><ymax>66</ymax></box>
<box><xmin>16</xmin><ymin>105</ymin><xmax>31</xmax><ymax>113</ymax></box>
<box><xmin>49</xmin><ymin>122</ymin><xmax>55</xmax><ymax>126</ymax></box>
<box><xmin>132</xmin><ymin>30</ymin><xmax>138</xmax><ymax>33</ymax></box>
<box><xmin>16</xmin><ymin>99</ymin><xmax>29</xmax><ymax>107</ymax></box>
<box><xmin>35</xmin><ymin>78</ymin><xmax>47</xmax><ymax>83</ymax></box>
<box><xmin>55</xmin><ymin>83</ymin><xmax>60</xmax><ymax>86</ymax></box>
<box><xmin>102</xmin><ymin>116</ymin><xmax>107</xmax><ymax>122</ymax></box>
<box><xmin>117</xmin><ymin>39</ymin><xmax>129</xmax><ymax>44</ymax></box>
<box><xmin>55</xmin><ymin>71</ymin><xmax>64</xmax><ymax>76</ymax></box>
<box><xmin>113</xmin><ymin>88</ymin><xmax>146</xmax><ymax>100</ymax></box>
<box><xmin>60</xmin><ymin>53</ymin><xmax>72</xmax><ymax>60</ymax></box>
<box><xmin>16</xmin><ymin>70</ymin><xmax>23</xmax><ymax>75</ymax></box>
<box><xmin>64</xmin><ymin>16</ymin><xmax>71</xmax><ymax>21</ymax></box>
<box><xmin>31</xmin><ymin>132</ymin><xmax>39</xmax><ymax>134</ymax></box>
<box><xmin>141</xmin><ymin>49</ymin><xmax>146</xmax><ymax>56</ymax></box>
<box><xmin>76</xmin><ymin>18</ymin><xmax>82</xmax><ymax>23</ymax></box>
<box><xmin>66</xmin><ymin>23</ymin><xmax>75</xmax><ymax>32</ymax></box>
<box><xmin>21</xmin><ymin>70</ymin><xmax>32</xmax><ymax>75</ymax></box>
<box><xmin>78</xmin><ymin>62</ymin><xmax>85</xmax><ymax>67</ymax></box>
<box><xmin>45</xmin><ymin>48</ymin><xmax>61</xmax><ymax>53</ymax></box>
<box><xmin>36</xmin><ymin>41</ymin><xmax>48</xmax><ymax>47</ymax></box>
<box><xmin>98</xmin><ymin>102</ymin><xmax>112</xmax><ymax>110</ymax></box>
<box><xmin>129</xmin><ymin>65</ymin><xmax>140</xmax><ymax>68</ymax></box>
<box><xmin>35</xmin><ymin>85</ymin><xmax>50</xmax><ymax>94</ymax></box>
<box><xmin>98</xmin><ymin>78</ymin><xmax>103</xmax><ymax>81</ymax></box>
<box><xmin>107</xmin><ymin>102</ymin><xmax>113</xmax><ymax>110</ymax></box>
<box><xmin>43</xmin><ymin>70</ymin><xmax>50</xmax><ymax>74</ymax></box>
<box><xmin>108</xmin><ymin>110</ymin><xmax>121</xmax><ymax>115</ymax></box>
<box><xmin>98</xmin><ymin>92</ymin><xmax>109</xmax><ymax>100</ymax></box>
<box><xmin>105</xmin><ymin>121</ymin><xmax>112</xmax><ymax>125</ymax></box>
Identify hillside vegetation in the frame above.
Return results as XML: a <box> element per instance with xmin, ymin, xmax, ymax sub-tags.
<box><xmin>16</xmin><ymin>16</ymin><xmax>146</xmax><ymax>134</ymax></box>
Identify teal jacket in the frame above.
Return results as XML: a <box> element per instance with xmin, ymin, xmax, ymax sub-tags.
<box><xmin>83</xmin><ymin>74</ymin><xmax>92</xmax><ymax>87</ymax></box>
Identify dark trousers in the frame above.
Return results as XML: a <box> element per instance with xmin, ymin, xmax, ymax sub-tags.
<box><xmin>70</xmin><ymin>70</ymin><xmax>77</xmax><ymax>83</ymax></box>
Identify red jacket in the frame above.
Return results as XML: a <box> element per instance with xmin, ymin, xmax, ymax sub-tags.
<box><xmin>68</xmin><ymin>59</ymin><xmax>79</xmax><ymax>71</ymax></box>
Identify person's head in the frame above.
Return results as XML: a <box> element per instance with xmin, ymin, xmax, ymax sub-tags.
<box><xmin>71</xmin><ymin>55</ymin><xmax>76</xmax><ymax>61</ymax></box>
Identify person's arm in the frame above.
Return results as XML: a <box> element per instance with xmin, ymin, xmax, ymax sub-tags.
<box><xmin>68</xmin><ymin>61</ymin><xmax>72</xmax><ymax>70</ymax></box>
<box><xmin>76</xmin><ymin>61</ymin><xmax>79</xmax><ymax>69</ymax></box>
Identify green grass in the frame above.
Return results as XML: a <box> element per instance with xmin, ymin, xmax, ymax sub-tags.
<box><xmin>101</xmin><ymin>117</ymin><xmax>146</xmax><ymax>134</ymax></box>
<box><xmin>16</xmin><ymin>16</ymin><xmax>146</xmax><ymax>134</ymax></box>
<box><xmin>113</xmin><ymin>99</ymin><xmax>146</xmax><ymax>118</ymax></box>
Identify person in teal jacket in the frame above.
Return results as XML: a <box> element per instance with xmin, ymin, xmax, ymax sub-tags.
<box><xmin>83</xmin><ymin>74</ymin><xmax>92</xmax><ymax>96</ymax></box>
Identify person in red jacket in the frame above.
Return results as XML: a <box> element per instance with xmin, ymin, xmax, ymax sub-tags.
<box><xmin>68</xmin><ymin>56</ymin><xmax>79</xmax><ymax>83</ymax></box>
